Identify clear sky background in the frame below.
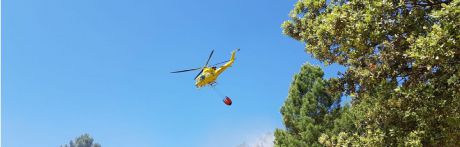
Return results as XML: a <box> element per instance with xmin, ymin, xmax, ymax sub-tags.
<box><xmin>2</xmin><ymin>0</ymin><xmax>345</xmax><ymax>146</ymax></box>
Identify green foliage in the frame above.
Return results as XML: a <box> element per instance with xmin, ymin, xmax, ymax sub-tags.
<box><xmin>278</xmin><ymin>0</ymin><xmax>459</xmax><ymax>146</ymax></box>
<box><xmin>274</xmin><ymin>63</ymin><xmax>342</xmax><ymax>147</ymax></box>
<box><xmin>61</xmin><ymin>134</ymin><xmax>101</xmax><ymax>147</ymax></box>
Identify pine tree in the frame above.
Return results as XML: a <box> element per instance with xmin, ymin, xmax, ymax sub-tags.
<box><xmin>61</xmin><ymin>134</ymin><xmax>101</xmax><ymax>147</ymax></box>
<box><xmin>274</xmin><ymin>63</ymin><xmax>342</xmax><ymax>146</ymax></box>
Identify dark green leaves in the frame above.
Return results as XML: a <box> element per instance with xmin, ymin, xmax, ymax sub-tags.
<box><xmin>278</xmin><ymin>0</ymin><xmax>459</xmax><ymax>146</ymax></box>
<box><xmin>61</xmin><ymin>134</ymin><xmax>101</xmax><ymax>147</ymax></box>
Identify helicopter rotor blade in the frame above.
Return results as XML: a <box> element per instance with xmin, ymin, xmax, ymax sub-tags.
<box><xmin>204</xmin><ymin>49</ymin><xmax>214</xmax><ymax>67</ymax></box>
<box><xmin>194</xmin><ymin>69</ymin><xmax>204</xmax><ymax>80</ymax></box>
<box><xmin>211</xmin><ymin>60</ymin><xmax>230</xmax><ymax>66</ymax></box>
<box><xmin>170</xmin><ymin>67</ymin><xmax>202</xmax><ymax>73</ymax></box>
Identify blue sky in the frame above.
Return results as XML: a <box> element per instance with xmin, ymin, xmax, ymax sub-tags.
<box><xmin>2</xmin><ymin>0</ymin><xmax>345</xmax><ymax>146</ymax></box>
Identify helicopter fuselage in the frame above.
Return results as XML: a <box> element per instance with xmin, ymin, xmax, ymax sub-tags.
<box><xmin>195</xmin><ymin>67</ymin><xmax>218</xmax><ymax>87</ymax></box>
<box><xmin>195</xmin><ymin>50</ymin><xmax>236</xmax><ymax>88</ymax></box>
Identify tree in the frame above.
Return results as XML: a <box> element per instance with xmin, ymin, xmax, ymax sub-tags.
<box><xmin>274</xmin><ymin>63</ymin><xmax>342</xmax><ymax>147</ymax></box>
<box><xmin>279</xmin><ymin>0</ymin><xmax>459</xmax><ymax>146</ymax></box>
<box><xmin>61</xmin><ymin>134</ymin><xmax>101</xmax><ymax>147</ymax></box>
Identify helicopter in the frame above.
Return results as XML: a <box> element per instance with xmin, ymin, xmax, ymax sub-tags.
<box><xmin>171</xmin><ymin>49</ymin><xmax>239</xmax><ymax>106</ymax></box>
<box><xmin>171</xmin><ymin>49</ymin><xmax>239</xmax><ymax>88</ymax></box>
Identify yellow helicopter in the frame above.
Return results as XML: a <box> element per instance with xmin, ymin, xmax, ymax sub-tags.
<box><xmin>171</xmin><ymin>49</ymin><xmax>239</xmax><ymax>88</ymax></box>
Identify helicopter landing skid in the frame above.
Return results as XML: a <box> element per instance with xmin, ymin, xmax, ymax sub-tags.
<box><xmin>209</xmin><ymin>82</ymin><xmax>218</xmax><ymax>87</ymax></box>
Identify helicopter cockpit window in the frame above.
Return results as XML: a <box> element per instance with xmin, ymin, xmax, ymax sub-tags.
<box><xmin>199</xmin><ymin>75</ymin><xmax>206</xmax><ymax>81</ymax></box>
